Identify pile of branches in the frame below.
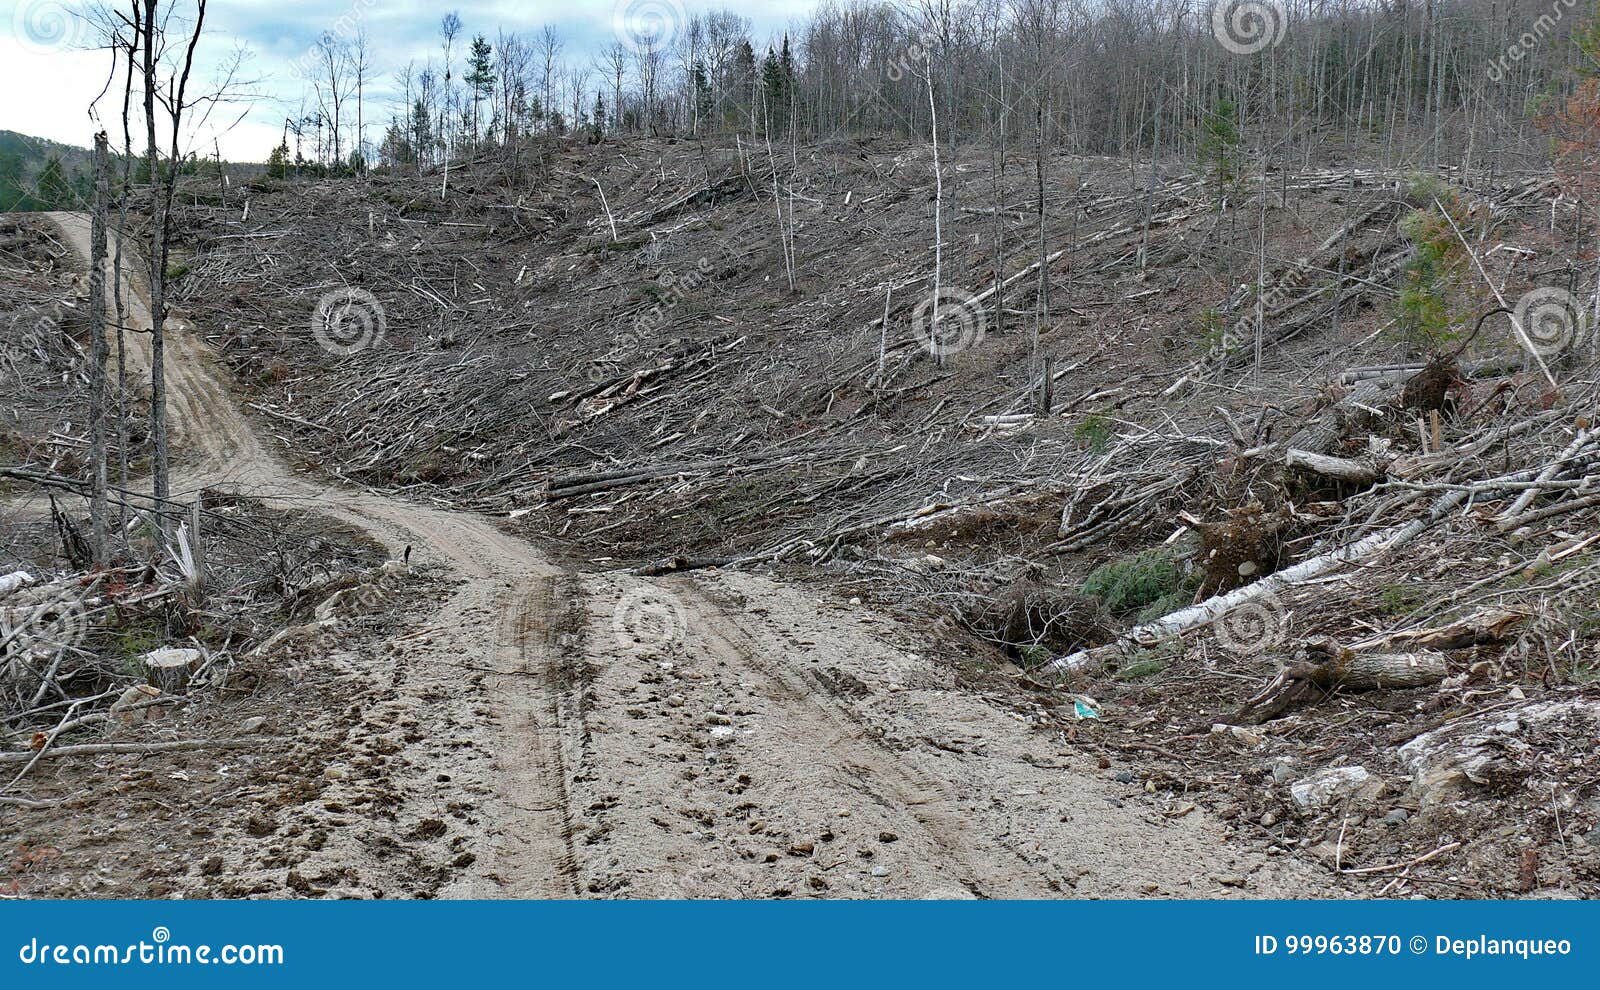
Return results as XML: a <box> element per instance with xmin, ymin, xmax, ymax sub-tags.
<box><xmin>0</xmin><ymin>484</ymin><xmax>399</xmax><ymax>810</ymax></box>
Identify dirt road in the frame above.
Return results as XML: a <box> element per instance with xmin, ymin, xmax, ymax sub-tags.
<box><xmin>31</xmin><ymin>212</ymin><xmax>1337</xmax><ymax>898</ymax></box>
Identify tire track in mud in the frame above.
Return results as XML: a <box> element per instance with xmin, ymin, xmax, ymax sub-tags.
<box><xmin>668</xmin><ymin>577</ymin><xmax>1050</xmax><ymax>899</ymax></box>
<box><xmin>453</xmin><ymin>576</ymin><xmax>585</xmax><ymax>897</ymax></box>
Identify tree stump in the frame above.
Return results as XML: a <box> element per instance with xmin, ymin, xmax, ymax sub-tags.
<box><xmin>139</xmin><ymin>647</ymin><xmax>203</xmax><ymax>693</ymax></box>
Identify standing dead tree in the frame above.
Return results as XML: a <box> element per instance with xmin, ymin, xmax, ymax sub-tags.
<box><xmin>87</xmin><ymin>131</ymin><xmax>111</xmax><ymax>565</ymax></box>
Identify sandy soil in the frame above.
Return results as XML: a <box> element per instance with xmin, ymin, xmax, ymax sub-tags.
<box><xmin>3</xmin><ymin>213</ymin><xmax>1339</xmax><ymax>899</ymax></box>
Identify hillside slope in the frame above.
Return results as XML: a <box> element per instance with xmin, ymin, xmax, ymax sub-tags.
<box><xmin>152</xmin><ymin>135</ymin><xmax>1600</xmax><ymax>896</ymax></box>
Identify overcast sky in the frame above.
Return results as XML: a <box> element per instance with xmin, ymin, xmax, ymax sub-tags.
<box><xmin>0</xmin><ymin>0</ymin><xmax>822</xmax><ymax>161</ymax></box>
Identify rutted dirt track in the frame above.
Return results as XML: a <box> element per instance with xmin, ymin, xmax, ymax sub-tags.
<box><xmin>31</xmin><ymin>212</ymin><xmax>1337</xmax><ymax>898</ymax></box>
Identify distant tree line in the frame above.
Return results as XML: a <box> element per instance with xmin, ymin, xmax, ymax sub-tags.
<box><xmin>265</xmin><ymin>1</ymin><xmax>1600</xmax><ymax>178</ymax></box>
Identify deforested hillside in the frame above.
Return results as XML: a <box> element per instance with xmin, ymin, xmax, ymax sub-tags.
<box><xmin>7</xmin><ymin>0</ymin><xmax>1600</xmax><ymax>901</ymax></box>
<box><xmin>150</xmin><ymin>131</ymin><xmax>1600</xmax><ymax>894</ymax></box>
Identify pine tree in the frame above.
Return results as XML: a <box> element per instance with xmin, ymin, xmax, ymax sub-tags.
<box><xmin>778</xmin><ymin>35</ymin><xmax>796</xmax><ymax>132</ymax></box>
<box><xmin>1199</xmin><ymin>99</ymin><xmax>1242</xmax><ymax>203</ymax></box>
<box><xmin>760</xmin><ymin>48</ymin><xmax>785</xmax><ymax>136</ymax></box>
<box><xmin>412</xmin><ymin>97</ymin><xmax>432</xmax><ymax>165</ymax></box>
<box><xmin>0</xmin><ymin>151</ymin><xmax>36</xmax><ymax>210</ymax></box>
<box><xmin>266</xmin><ymin>140</ymin><xmax>291</xmax><ymax>179</ymax></box>
<box><xmin>591</xmin><ymin>92</ymin><xmax>606</xmax><ymax>143</ymax></box>
<box><xmin>36</xmin><ymin>155</ymin><xmax>72</xmax><ymax>209</ymax></box>
<box><xmin>732</xmin><ymin>40</ymin><xmax>756</xmax><ymax>134</ymax></box>
<box><xmin>465</xmin><ymin>35</ymin><xmax>494</xmax><ymax>146</ymax></box>
<box><xmin>691</xmin><ymin>60</ymin><xmax>712</xmax><ymax>136</ymax></box>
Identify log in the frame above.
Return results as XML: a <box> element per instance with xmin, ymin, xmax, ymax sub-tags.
<box><xmin>1054</xmin><ymin>488</ymin><xmax>1470</xmax><ymax>673</ymax></box>
<box><xmin>1496</xmin><ymin>491</ymin><xmax>1600</xmax><ymax>534</ymax></box>
<box><xmin>0</xmin><ymin>738</ymin><xmax>261</xmax><ymax>764</ymax></box>
<box><xmin>1281</xmin><ymin>379</ymin><xmax>1394</xmax><ymax>457</ymax></box>
<box><xmin>1353</xmin><ymin>608</ymin><xmax>1526</xmax><ymax>652</ymax></box>
<box><xmin>1324</xmin><ymin>650</ymin><xmax>1448</xmax><ymax>690</ymax></box>
<box><xmin>1285</xmin><ymin>448</ymin><xmax>1381</xmax><ymax>485</ymax></box>
<box><xmin>1498</xmin><ymin>429</ymin><xmax>1595</xmax><ymax>522</ymax></box>
<box><xmin>1236</xmin><ymin>638</ymin><xmax>1448</xmax><ymax>723</ymax></box>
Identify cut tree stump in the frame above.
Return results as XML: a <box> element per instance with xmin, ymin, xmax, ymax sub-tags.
<box><xmin>139</xmin><ymin>647</ymin><xmax>203</xmax><ymax>693</ymax></box>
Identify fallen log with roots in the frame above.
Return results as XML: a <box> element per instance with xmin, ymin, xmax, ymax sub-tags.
<box><xmin>1235</xmin><ymin>638</ymin><xmax>1449</xmax><ymax>724</ymax></box>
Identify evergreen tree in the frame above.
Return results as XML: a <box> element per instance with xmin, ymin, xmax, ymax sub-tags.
<box><xmin>36</xmin><ymin>155</ymin><xmax>72</xmax><ymax>209</ymax></box>
<box><xmin>731</xmin><ymin>40</ymin><xmax>756</xmax><ymax>132</ymax></box>
<box><xmin>691</xmin><ymin>60</ymin><xmax>712</xmax><ymax>135</ymax></box>
<box><xmin>0</xmin><ymin>151</ymin><xmax>38</xmax><ymax>211</ymax></box>
<box><xmin>412</xmin><ymin>97</ymin><xmax>433</xmax><ymax>165</ymax></box>
<box><xmin>591</xmin><ymin>92</ymin><xmax>606</xmax><ymax>143</ymax></box>
<box><xmin>760</xmin><ymin>48</ymin><xmax>787</xmax><ymax>136</ymax></box>
<box><xmin>1199</xmin><ymin>99</ymin><xmax>1241</xmax><ymax>201</ymax></box>
<box><xmin>466</xmin><ymin>35</ymin><xmax>495</xmax><ymax>145</ymax></box>
<box><xmin>778</xmin><ymin>35</ymin><xmax>796</xmax><ymax>130</ymax></box>
<box><xmin>266</xmin><ymin>140</ymin><xmax>291</xmax><ymax>179</ymax></box>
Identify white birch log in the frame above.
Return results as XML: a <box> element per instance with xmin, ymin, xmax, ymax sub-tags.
<box><xmin>1053</xmin><ymin>489</ymin><xmax>1470</xmax><ymax>673</ymax></box>
<box><xmin>1285</xmin><ymin>448</ymin><xmax>1382</xmax><ymax>485</ymax></box>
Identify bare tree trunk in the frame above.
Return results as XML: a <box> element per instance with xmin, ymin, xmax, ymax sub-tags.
<box><xmin>87</xmin><ymin>132</ymin><xmax>111</xmax><ymax>565</ymax></box>
<box><xmin>114</xmin><ymin>7</ymin><xmax>136</xmax><ymax>535</ymax></box>
<box><xmin>926</xmin><ymin>53</ymin><xmax>943</xmax><ymax>364</ymax></box>
<box><xmin>141</xmin><ymin>0</ymin><xmax>208</xmax><ymax>531</ymax></box>
<box><xmin>140</xmin><ymin>0</ymin><xmax>168</xmax><ymax>524</ymax></box>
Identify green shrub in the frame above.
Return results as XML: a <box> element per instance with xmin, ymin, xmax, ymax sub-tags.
<box><xmin>1017</xmin><ymin>644</ymin><xmax>1052</xmax><ymax>669</ymax></box>
<box><xmin>1075</xmin><ymin>412</ymin><xmax>1114</xmax><ymax>452</ymax></box>
<box><xmin>1112</xmin><ymin>638</ymin><xmax>1182</xmax><ymax>680</ymax></box>
<box><xmin>1378</xmin><ymin>583</ymin><xmax>1425</xmax><ymax>616</ymax></box>
<box><xmin>1393</xmin><ymin>185</ymin><xmax>1472</xmax><ymax>351</ymax></box>
<box><xmin>1082</xmin><ymin>547</ymin><xmax>1195</xmax><ymax>615</ymax></box>
<box><xmin>1196</xmin><ymin>306</ymin><xmax>1227</xmax><ymax>352</ymax></box>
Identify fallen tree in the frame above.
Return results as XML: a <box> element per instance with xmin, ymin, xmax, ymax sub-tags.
<box><xmin>1052</xmin><ymin>487</ymin><xmax>1472</xmax><ymax>674</ymax></box>
<box><xmin>1234</xmin><ymin>638</ymin><xmax>1449</xmax><ymax>724</ymax></box>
